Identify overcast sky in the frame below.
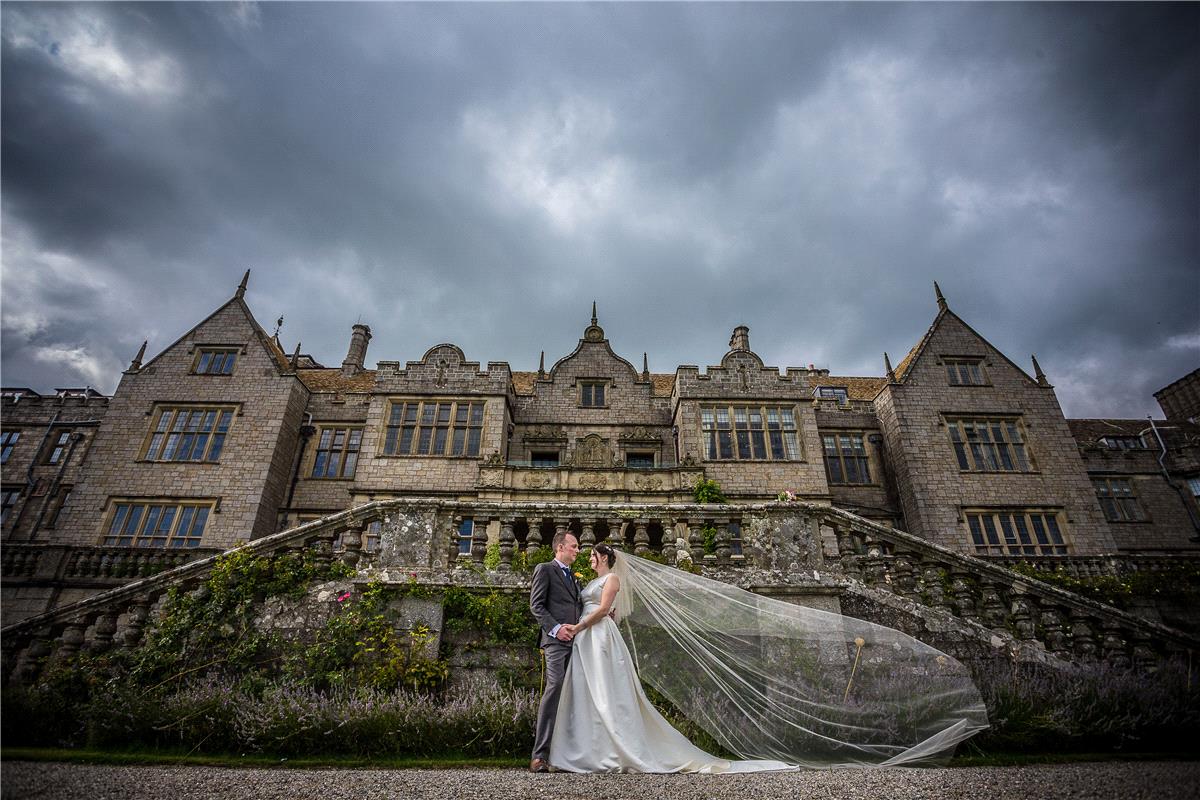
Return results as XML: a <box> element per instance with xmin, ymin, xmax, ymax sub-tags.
<box><xmin>2</xmin><ymin>2</ymin><xmax>1196</xmax><ymax>418</ymax></box>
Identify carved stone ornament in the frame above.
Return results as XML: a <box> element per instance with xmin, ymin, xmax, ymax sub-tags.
<box><xmin>523</xmin><ymin>471</ymin><xmax>552</xmax><ymax>489</ymax></box>
<box><xmin>619</xmin><ymin>426</ymin><xmax>661</xmax><ymax>443</ymax></box>
<box><xmin>633</xmin><ymin>475</ymin><xmax>663</xmax><ymax>491</ymax></box>
<box><xmin>579</xmin><ymin>473</ymin><xmax>608</xmax><ymax>490</ymax></box>
<box><xmin>484</xmin><ymin>450</ymin><xmax>504</xmax><ymax>465</ymax></box>
<box><xmin>523</xmin><ymin>425</ymin><xmax>567</xmax><ymax>442</ymax></box>
<box><xmin>679</xmin><ymin>453</ymin><xmax>698</xmax><ymax>466</ymax></box>
<box><xmin>478</xmin><ymin>468</ymin><xmax>504</xmax><ymax>488</ymax></box>
<box><xmin>571</xmin><ymin>434</ymin><xmax>615</xmax><ymax>468</ymax></box>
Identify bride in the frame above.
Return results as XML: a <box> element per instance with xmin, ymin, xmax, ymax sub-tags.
<box><xmin>548</xmin><ymin>544</ymin><xmax>989</xmax><ymax>773</ymax></box>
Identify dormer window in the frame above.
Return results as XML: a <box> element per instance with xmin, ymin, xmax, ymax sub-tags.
<box><xmin>580</xmin><ymin>381</ymin><xmax>607</xmax><ymax>408</ymax></box>
<box><xmin>944</xmin><ymin>357</ymin><xmax>987</xmax><ymax>386</ymax></box>
<box><xmin>1100</xmin><ymin>435</ymin><xmax>1146</xmax><ymax>450</ymax></box>
<box><xmin>193</xmin><ymin>348</ymin><xmax>237</xmax><ymax>375</ymax></box>
<box><xmin>815</xmin><ymin>387</ymin><xmax>848</xmax><ymax>404</ymax></box>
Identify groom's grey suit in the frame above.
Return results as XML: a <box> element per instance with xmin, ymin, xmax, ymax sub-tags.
<box><xmin>529</xmin><ymin>559</ymin><xmax>583</xmax><ymax>763</ymax></box>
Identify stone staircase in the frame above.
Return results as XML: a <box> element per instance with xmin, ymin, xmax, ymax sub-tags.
<box><xmin>4</xmin><ymin>499</ymin><xmax>1197</xmax><ymax>684</ymax></box>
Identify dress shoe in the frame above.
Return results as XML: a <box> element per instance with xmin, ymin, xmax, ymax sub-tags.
<box><xmin>529</xmin><ymin>758</ymin><xmax>550</xmax><ymax>773</ymax></box>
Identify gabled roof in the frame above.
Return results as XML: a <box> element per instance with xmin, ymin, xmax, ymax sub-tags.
<box><xmin>137</xmin><ymin>292</ymin><xmax>293</xmax><ymax>376</ymax></box>
<box><xmin>889</xmin><ymin>306</ymin><xmax>1038</xmax><ymax>387</ymax></box>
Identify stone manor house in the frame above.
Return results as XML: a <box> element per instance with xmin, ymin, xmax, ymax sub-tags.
<box><xmin>2</xmin><ymin>273</ymin><xmax>1198</xmax><ymax>623</ymax></box>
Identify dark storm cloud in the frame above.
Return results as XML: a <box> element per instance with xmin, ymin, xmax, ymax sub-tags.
<box><xmin>2</xmin><ymin>2</ymin><xmax>1196</xmax><ymax>417</ymax></box>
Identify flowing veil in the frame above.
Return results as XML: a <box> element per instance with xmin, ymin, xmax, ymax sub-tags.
<box><xmin>610</xmin><ymin>551</ymin><xmax>989</xmax><ymax>767</ymax></box>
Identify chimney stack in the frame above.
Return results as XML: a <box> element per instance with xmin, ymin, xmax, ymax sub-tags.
<box><xmin>728</xmin><ymin>325</ymin><xmax>750</xmax><ymax>352</ymax></box>
<box><xmin>341</xmin><ymin>323</ymin><xmax>372</xmax><ymax>376</ymax></box>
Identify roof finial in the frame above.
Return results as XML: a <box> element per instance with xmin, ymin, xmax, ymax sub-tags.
<box><xmin>884</xmin><ymin>352</ymin><xmax>897</xmax><ymax>383</ymax></box>
<box><xmin>934</xmin><ymin>280</ymin><xmax>947</xmax><ymax>311</ymax></box>
<box><xmin>591</xmin><ymin>300</ymin><xmax>598</xmax><ymax>327</ymax></box>
<box><xmin>642</xmin><ymin>352</ymin><xmax>649</xmax><ymax>381</ymax></box>
<box><xmin>291</xmin><ymin>341</ymin><xmax>302</xmax><ymax>370</ymax></box>
<box><xmin>538</xmin><ymin>350</ymin><xmax>546</xmax><ymax>379</ymax></box>
<box><xmin>129</xmin><ymin>340</ymin><xmax>148</xmax><ymax>372</ymax></box>
<box><xmin>1031</xmin><ymin>354</ymin><xmax>1049</xmax><ymax>387</ymax></box>
<box><xmin>237</xmin><ymin>269</ymin><xmax>250</xmax><ymax>299</ymax></box>
<box><xmin>272</xmin><ymin>315</ymin><xmax>284</xmax><ymax>340</ymax></box>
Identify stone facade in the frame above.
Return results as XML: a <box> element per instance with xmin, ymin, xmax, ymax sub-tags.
<box><xmin>3</xmin><ymin>278</ymin><xmax>1198</xmax><ymax>621</ymax></box>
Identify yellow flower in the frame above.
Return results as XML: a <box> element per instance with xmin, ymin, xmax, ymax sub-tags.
<box><xmin>574</xmin><ymin>571</ymin><xmax>583</xmax><ymax>578</ymax></box>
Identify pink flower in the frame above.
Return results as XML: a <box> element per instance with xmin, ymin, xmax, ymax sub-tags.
<box><xmin>336</xmin><ymin>591</ymin><xmax>351</xmax><ymax>603</ymax></box>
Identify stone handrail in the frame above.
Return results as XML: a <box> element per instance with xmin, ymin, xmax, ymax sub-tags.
<box><xmin>806</xmin><ymin>503</ymin><xmax>1199</xmax><ymax>667</ymax></box>
<box><xmin>3</xmin><ymin>498</ymin><xmax>1197</xmax><ymax>685</ymax></box>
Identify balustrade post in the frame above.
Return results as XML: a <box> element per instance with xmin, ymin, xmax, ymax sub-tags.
<box><xmin>341</xmin><ymin>527</ymin><xmax>363</xmax><ymax>569</ymax></box>
<box><xmin>472</xmin><ymin>516</ymin><xmax>490</xmax><ymax>564</ymax></box>
<box><xmin>524</xmin><ymin>518</ymin><xmax>542</xmax><ymax>550</ymax></box>
<box><xmin>921</xmin><ymin>563</ymin><xmax>952</xmax><ymax>614</ymax></box>
<box><xmin>1070</xmin><ymin>609</ymin><xmax>1098</xmax><ymax>662</ymax></box>
<box><xmin>311</xmin><ymin>529</ymin><xmax>336</xmax><ymax>571</ymax></box>
<box><xmin>608</xmin><ymin>519</ymin><xmax>625</xmax><ymax>550</ymax></box>
<box><xmin>633</xmin><ymin>520</ymin><xmax>651</xmax><ymax>557</ymax></box>
<box><xmin>661</xmin><ymin>520</ymin><xmax>678</xmax><ymax>563</ymax></box>
<box><xmin>862</xmin><ymin>538</ymin><xmax>887</xmax><ymax>587</ymax></box>
<box><xmin>949</xmin><ymin>569</ymin><xmax>978</xmax><ymax>622</ymax></box>
<box><xmin>122</xmin><ymin>595</ymin><xmax>154</xmax><ymax>648</ymax></box>
<box><xmin>834</xmin><ymin>524</ymin><xmax>861</xmax><ymax>579</ymax></box>
<box><xmin>89</xmin><ymin>611</ymin><xmax>118</xmax><ymax>653</ymax></box>
<box><xmin>978</xmin><ymin>580</ymin><xmax>1008</xmax><ymax>630</ymax></box>
<box><xmin>1040</xmin><ymin>604</ymin><xmax>1071</xmax><ymax>659</ymax></box>
<box><xmin>1010</xmin><ymin>591</ymin><xmax>1039</xmax><ymax>643</ymax></box>
<box><xmin>57</xmin><ymin>618</ymin><xmax>87</xmax><ymax>661</ymax></box>
<box><xmin>580</xmin><ymin>519</ymin><xmax>596</xmax><ymax>548</ymax></box>
<box><xmin>714</xmin><ymin>520</ymin><xmax>732</xmax><ymax>565</ymax></box>
<box><xmin>686</xmin><ymin>518</ymin><xmax>703</xmax><ymax>559</ymax></box>
<box><xmin>1101</xmin><ymin>623</ymin><xmax>1129</xmax><ymax>669</ymax></box>
<box><xmin>499</xmin><ymin>519</ymin><xmax>516</xmax><ymax>572</ymax></box>
<box><xmin>1131</xmin><ymin>633</ymin><xmax>1157</xmax><ymax>673</ymax></box>
<box><xmin>13</xmin><ymin>629</ymin><xmax>52</xmax><ymax>684</ymax></box>
<box><xmin>891</xmin><ymin>551</ymin><xmax>918</xmax><ymax>599</ymax></box>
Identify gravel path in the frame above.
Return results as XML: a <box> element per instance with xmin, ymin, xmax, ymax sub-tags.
<box><xmin>3</xmin><ymin>760</ymin><xmax>1199</xmax><ymax>800</ymax></box>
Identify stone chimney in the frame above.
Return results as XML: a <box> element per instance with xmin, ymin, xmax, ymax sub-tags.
<box><xmin>728</xmin><ymin>325</ymin><xmax>750</xmax><ymax>352</ymax></box>
<box><xmin>341</xmin><ymin>324</ymin><xmax>372</xmax><ymax>376</ymax></box>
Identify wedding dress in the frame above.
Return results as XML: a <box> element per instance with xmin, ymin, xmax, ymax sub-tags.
<box><xmin>549</xmin><ymin>553</ymin><xmax>989</xmax><ymax>772</ymax></box>
<box><xmin>549</xmin><ymin>573</ymin><xmax>791</xmax><ymax>773</ymax></box>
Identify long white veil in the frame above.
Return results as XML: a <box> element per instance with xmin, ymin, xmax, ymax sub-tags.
<box><xmin>610</xmin><ymin>551</ymin><xmax>989</xmax><ymax>767</ymax></box>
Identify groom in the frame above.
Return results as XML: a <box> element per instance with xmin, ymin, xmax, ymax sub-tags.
<box><xmin>528</xmin><ymin>529</ymin><xmax>581</xmax><ymax>773</ymax></box>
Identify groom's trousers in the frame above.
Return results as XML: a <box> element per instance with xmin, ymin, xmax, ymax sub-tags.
<box><xmin>533</xmin><ymin>640</ymin><xmax>572</xmax><ymax>760</ymax></box>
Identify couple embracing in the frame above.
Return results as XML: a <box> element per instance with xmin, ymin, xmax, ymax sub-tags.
<box><xmin>528</xmin><ymin>530</ymin><xmax>991</xmax><ymax>774</ymax></box>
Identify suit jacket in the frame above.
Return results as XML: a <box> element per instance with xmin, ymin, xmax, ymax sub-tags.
<box><xmin>529</xmin><ymin>559</ymin><xmax>582</xmax><ymax>649</ymax></box>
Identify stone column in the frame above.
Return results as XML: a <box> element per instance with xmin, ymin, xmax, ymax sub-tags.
<box><xmin>89</xmin><ymin>611</ymin><xmax>118</xmax><ymax>653</ymax></box>
<box><xmin>471</xmin><ymin>516</ymin><xmax>490</xmax><ymax>564</ymax></box>
<box><xmin>580</xmin><ymin>519</ymin><xmax>597</xmax><ymax>548</ymax></box>
<box><xmin>633</xmin><ymin>520</ymin><xmax>650</xmax><ymax>557</ymax></box>
<box><xmin>949</xmin><ymin>569</ymin><xmax>978</xmax><ymax>622</ymax></box>
<box><xmin>714</xmin><ymin>520</ymin><xmax>732</xmax><ymax>565</ymax></box>
<box><xmin>1070</xmin><ymin>609</ymin><xmax>1098</xmax><ymax>662</ymax></box>
<box><xmin>498</xmin><ymin>519</ymin><xmax>516</xmax><ymax>572</ymax></box>
<box><xmin>122</xmin><ymin>595</ymin><xmax>154</xmax><ymax>649</ymax></box>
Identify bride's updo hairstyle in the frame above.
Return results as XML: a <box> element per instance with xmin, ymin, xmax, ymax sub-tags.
<box><xmin>593</xmin><ymin>543</ymin><xmax>617</xmax><ymax>569</ymax></box>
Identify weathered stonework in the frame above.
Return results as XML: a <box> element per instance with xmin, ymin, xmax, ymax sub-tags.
<box><xmin>3</xmin><ymin>279</ymin><xmax>1197</xmax><ymax>626</ymax></box>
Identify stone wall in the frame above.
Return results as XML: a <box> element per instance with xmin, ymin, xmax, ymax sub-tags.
<box><xmin>876</xmin><ymin>311</ymin><xmax>1115</xmax><ymax>554</ymax></box>
<box><xmin>53</xmin><ymin>299</ymin><xmax>308</xmax><ymax>549</ymax></box>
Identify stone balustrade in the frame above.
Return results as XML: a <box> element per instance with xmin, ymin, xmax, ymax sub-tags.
<box><xmin>2</xmin><ymin>499</ymin><xmax>1197</xmax><ymax>687</ymax></box>
<box><xmin>809</xmin><ymin>504</ymin><xmax>1198</xmax><ymax>670</ymax></box>
<box><xmin>1</xmin><ymin>542</ymin><xmax>221</xmax><ymax>584</ymax></box>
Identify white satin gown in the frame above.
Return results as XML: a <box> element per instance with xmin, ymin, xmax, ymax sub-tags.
<box><xmin>549</xmin><ymin>574</ymin><xmax>791</xmax><ymax>773</ymax></box>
